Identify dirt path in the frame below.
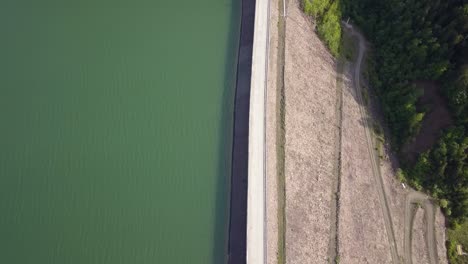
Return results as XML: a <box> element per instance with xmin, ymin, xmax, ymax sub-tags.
<box><xmin>345</xmin><ymin>22</ymin><xmax>440</xmax><ymax>264</ymax></box>
<box><xmin>403</xmin><ymin>192</ymin><xmax>438</xmax><ymax>264</ymax></box>
<box><xmin>344</xmin><ymin>23</ymin><xmax>399</xmax><ymax>264</ymax></box>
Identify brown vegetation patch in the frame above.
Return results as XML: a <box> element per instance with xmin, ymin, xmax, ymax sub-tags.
<box><xmin>402</xmin><ymin>81</ymin><xmax>453</xmax><ymax>163</ymax></box>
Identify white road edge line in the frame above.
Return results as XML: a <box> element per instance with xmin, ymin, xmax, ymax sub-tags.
<box><xmin>247</xmin><ymin>0</ymin><xmax>270</xmax><ymax>262</ymax></box>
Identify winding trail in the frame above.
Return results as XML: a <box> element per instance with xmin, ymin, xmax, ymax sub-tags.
<box><xmin>344</xmin><ymin>22</ymin><xmax>399</xmax><ymax>264</ymax></box>
<box><xmin>344</xmin><ymin>22</ymin><xmax>440</xmax><ymax>264</ymax></box>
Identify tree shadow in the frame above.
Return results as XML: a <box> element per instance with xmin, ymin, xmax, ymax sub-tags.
<box><xmin>339</xmin><ymin>24</ymin><xmax>371</xmax><ymax>109</ymax></box>
<box><xmin>357</xmin><ymin>116</ymin><xmax>373</xmax><ymax>129</ymax></box>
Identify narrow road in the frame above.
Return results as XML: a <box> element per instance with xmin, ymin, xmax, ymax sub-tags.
<box><xmin>344</xmin><ymin>23</ymin><xmax>400</xmax><ymax>264</ymax></box>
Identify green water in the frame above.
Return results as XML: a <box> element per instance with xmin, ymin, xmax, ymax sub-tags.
<box><xmin>0</xmin><ymin>1</ymin><xmax>240</xmax><ymax>263</ymax></box>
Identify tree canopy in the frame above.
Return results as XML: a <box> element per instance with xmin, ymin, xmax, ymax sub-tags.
<box><xmin>344</xmin><ymin>0</ymin><xmax>468</xmax><ymax>226</ymax></box>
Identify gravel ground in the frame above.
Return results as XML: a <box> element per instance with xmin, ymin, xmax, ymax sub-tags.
<box><xmin>283</xmin><ymin>0</ymin><xmax>339</xmax><ymax>263</ymax></box>
<box><xmin>339</xmin><ymin>61</ymin><xmax>393</xmax><ymax>264</ymax></box>
<box><xmin>378</xmin><ymin>149</ymin><xmax>407</xmax><ymax>258</ymax></box>
<box><xmin>435</xmin><ymin>208</ymin><xmax>448</xmax><ymax>264</ymax></box>
<box><xmin>412</xmin><ymin>208</ymin><xmax>430</xmax><ymax>264</ymax></box>
<box><xmin>266</xmin><ymin>0</ymin><xmax>280</xmax><ymax>262</ymax></box>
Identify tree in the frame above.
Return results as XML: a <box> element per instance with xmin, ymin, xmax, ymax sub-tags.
<box><xmin>344</xmin><ymin>0</ymin><xmax>468</xmax><ymax>226</ymax></box>
<box><xmin>440</xmin><ymin>199</ymin><xmax>449</xmax><ymax>208</ymax></box>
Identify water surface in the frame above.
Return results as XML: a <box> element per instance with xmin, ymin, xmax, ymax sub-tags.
<box><xmin>0</xmin><ymin>1</ymin><xmax>240</xmax><ymax>263</ymax></box>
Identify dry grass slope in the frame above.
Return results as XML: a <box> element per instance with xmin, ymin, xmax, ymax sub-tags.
<box><xmin>283</xmin><ymin>0</ymin><xmax>339</xmax><ymax>263</ymax></box>
<box><xmin>265</xmin><ymin>1</ymin><xmax>449</xmax><ymax>263</ymax></box>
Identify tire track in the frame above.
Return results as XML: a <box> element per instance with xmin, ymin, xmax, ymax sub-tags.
<box><xmin>344</xmin><ymin>22</ymin><xmax>400</xmax><ymax>264</ymax></box>
<box><xmin>345</xmin><ymin>22</ymin><xmax>440</xmax><ymax>264</ymax></box>
<box><xmin>403</xmin><ymin>192</ymin><xmax>438</xmax><ymax>264</ymax></box>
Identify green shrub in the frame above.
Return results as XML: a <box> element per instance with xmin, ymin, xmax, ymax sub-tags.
<box><xmin>440</xmin><ymin>199</ymin><xmax>449</xmax><ymax>209</ymax></box>
<box><xmin>396</xmin><ymin>168</ymin><xmax>406</xmax><ymax>182</ymax></box>
<box><xmin>302</xmin><ymin>0</ymin><xmax>314</xmax><ymax>16</ymax></box>
<box><xmin>317</xmin><ymin>1</ymin><xmax>342</xmax><ymax>56</ymax></box>
<box><xmin>447</xmin><ymin>239</ymin><xmax>457</xmax><ymax>263</ymax></box>
<box><xmin>310</xmin><ymin>0</ymin><xmax>331</xmax><ymax>17</ymax></box>
<box><xmin>302</xmin><ymin>0</ymin><xmax>342</xmax><ymax>57</ymax></box>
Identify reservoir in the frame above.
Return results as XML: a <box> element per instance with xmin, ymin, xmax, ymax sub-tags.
<box><xmin>0</xmin><ymin>1</ymin><xmax>240</xmax><ymax>263</ymax></box>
